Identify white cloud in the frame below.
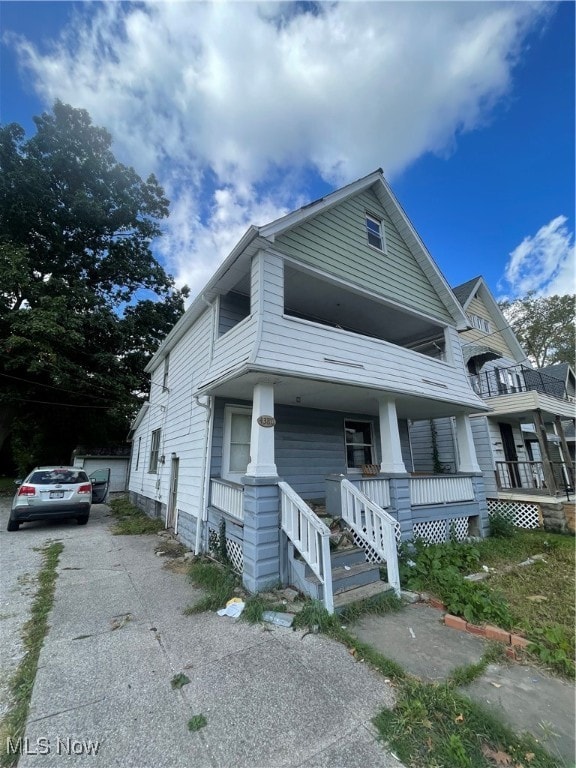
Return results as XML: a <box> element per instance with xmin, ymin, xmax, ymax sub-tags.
<box><xmin>9</xmin><ymin>1</ymin><xmax>550</xmax><ymax>296</ymax></box>
<box><xmin>501</xmin><ymin>216</ymin><xmax>575</xmax><ymax>299</ymax></box>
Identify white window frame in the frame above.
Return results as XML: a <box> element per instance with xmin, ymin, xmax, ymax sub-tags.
<box><xmin>222</xmin><ymin>406</ymin><xmax>252</xmax><ymax>482</ymax></box>
<box><xmin>466</xmin><ymin>313</ymin><xmax>492</xmax><ymax>334</ymax></box>
<box><xmin>344</xmin><ymin>419</ymin><xmax>375</xmax><ymax>472</ymax></box>
<box><xmin>135</xmin><ymin>436</ymin><xmax>142</xmax><ymax>472</ymax></box>
<box><xmin>365</xmin><ymin>213</ymin><xmax>385</xmax><ymax>252</ymax></box>
<box><xmin>149</xmin><ymin>428</ymin><xmax>162</xmax><ymax>473</ymax></box>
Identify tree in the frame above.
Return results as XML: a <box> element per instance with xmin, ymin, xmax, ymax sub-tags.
<box><xmin>499</xmin><ymin>293</ymin><xmax>575</xmax><ymax>369</ymax></box>
<box><xmin>0</xmin><ymin>102</ymin><xmax>187</xmax><ymax>472</ymax></box>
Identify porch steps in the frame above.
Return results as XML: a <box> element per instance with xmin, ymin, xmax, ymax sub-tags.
<box><xmin>296</xmin><ymin>543</ymin><xmax>393</xmax><ymax>612</ymax></box>
<box><xmin>333</xmin><ymin>581</ymin><xmax>394</xmax><ymax>612</ymax></box>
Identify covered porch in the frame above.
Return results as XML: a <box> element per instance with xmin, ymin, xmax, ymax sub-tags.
<box><xmin>194</xmin><ymin>371</ymin><xmax>488</xmax><ymax>611</ymax></box>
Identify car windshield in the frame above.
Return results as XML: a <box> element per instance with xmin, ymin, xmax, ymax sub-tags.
<box><xmin>29</xmin><ymin>470</ymin><xmax>89</xmax><ymax>485</ymax></box>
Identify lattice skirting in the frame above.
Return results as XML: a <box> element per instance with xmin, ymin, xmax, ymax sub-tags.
<box><xmin>412</xmin><ymin>517</ymin><xmax>469</xmax><ymax>545</ymax></box>
<box><xmin>350</xmin><ymin>520</ymin><xmax>401</xmax><ymax>564</ymax></box>
<box><xmin>207</xmin><ymin>525</ymin><xmax>244</xmax><ymax>574</ymax></box>
<box><xmin>487</xmin><ymin>499</ymin><xmax>541</xmax><ymax>529</ymax></box>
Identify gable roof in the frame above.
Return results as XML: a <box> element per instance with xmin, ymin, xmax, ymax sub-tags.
<box><xmin>146</xmin><ymin>171</ymin><xmax>470</xmax><ymax>372</ymax></box>
<box><xmin>260</xmin><ymin>169</ymin><xmax>469</xmax><ymax>330</ymax></box>
<box><xmin>452</xmin><ymin>276</ymin><xmax>530</xmax><ymax>365</ymax></box>
<box><xmin>539</xmin><ymin>362</ymin><xmax>575</xmax><ymax>384</ymax></box>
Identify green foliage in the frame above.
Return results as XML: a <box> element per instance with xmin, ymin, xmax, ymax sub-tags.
<box><xmin>499</xmin><ymin>292</ymin><xmax>575</xmax><ymax>369</ymax></box>
<box><xmin>430</xmin><ymin>419</ymin><xmax>444</xmax><ymax>474</ymax></box>
<box><xmin>185</xmin><ymin>560</ymin><xmax>238</xmax><ymax>614</ymax></box>
<box><xmin>170</xmin><ymin>673</ymin><xmax>190</xmax><ymax>689</ymax></box>
<box><xmin>109</xmin><ymin>497</ymin><xmax>164</xmax><ymax>535</ymax></box>
<box><xmin>0</xmin><ymin>542</ymin><xmax>63</xmax><ymax>768</ymax></box>
<box><xmin>0</xmin><ymin>102</ymin><xmax>188</xmax><ymax>471</ymax></box>
<box><xmin>187</xmin><ymin>714</ymin><xmax>207</xmax><ymax>732</ymax></box>
<box><xmin>489</xmin><ymin>510</ymin><xmax>516</xmax><ymax>538</ymax></box>
<box><xmin>374</xmin><ymin>678</ymin><xmax>560</xmax><ymax>768</ymax></box>
<box><xmin>527</xmin><ymin>625</ymin><xmax>575</xmax><ymax>678</ymax></box>
<box><xmin>400</xmin><ymin>539</ymin><xmax>512</xmax><ymax>628</ymax></box>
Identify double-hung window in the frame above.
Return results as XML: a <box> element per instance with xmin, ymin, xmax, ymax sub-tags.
<box><xmin>365</xmin><ymin>214</ymin><xmax>384</xmax><ymax>250</ymax></box>
<box><xmin>345</xmin><ymin>420</ymin><xmax>374</xmax><ymax>470</ymax></box>
<box><xmin>222</xmin><ymin>406</ymin><xmax>252</xmax><ymax>481</ymax></box>
<box><xmin>149</xmin><ymin>428</ymin><xmax>162</xmax><ymax>473</ymax></box>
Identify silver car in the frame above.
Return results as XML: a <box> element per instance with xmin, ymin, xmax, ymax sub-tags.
<box><xmin>7</xmin><ymin>466</ymin><xmax>110</xmax><ymax>531</ymax></box>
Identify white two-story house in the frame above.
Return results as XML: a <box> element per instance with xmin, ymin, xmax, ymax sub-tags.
<box><xmin>128</xmin><ymin>170</ymin><xmax>491</xmax><ymax>611</ymax></box>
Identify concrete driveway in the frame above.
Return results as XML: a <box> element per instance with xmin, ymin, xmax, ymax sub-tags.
<box><xmin>0</xmin><ymin>500</ymin><xmax>400</xmax><ymax>768</ymax></box>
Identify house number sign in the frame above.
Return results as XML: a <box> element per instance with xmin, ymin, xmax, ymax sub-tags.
<box><xmin>257</xmin><ymin>415</ymin><xmax>276</xmax><ymax>428</ymax></box>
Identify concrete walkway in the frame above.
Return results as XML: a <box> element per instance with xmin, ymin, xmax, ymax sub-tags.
<box><xmin>1</xmin><ymin>503</ymin><xmax>400</xmax><ymax>768</ymax></box>
<box><xmin>353</xmin><ymin>603</ymin><xmax>575</xmax><ymax>766</ymax></box>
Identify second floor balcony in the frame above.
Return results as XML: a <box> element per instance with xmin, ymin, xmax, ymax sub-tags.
<box><xmin>470</xmin><ymin>364</ymin><xmax>572</xmax><ymax>402</ymax></box>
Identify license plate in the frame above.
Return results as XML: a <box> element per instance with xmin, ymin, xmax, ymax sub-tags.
<box><xmin>50</xmin><ymin>491</ymin><xmax>64</xmax><ymax>499</ymax></box>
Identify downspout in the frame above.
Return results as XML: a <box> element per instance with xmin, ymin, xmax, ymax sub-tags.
<box><xmin>194</xmin><ymin>394</ymin><xmax>214</xmax><ymax>555</ymax></box>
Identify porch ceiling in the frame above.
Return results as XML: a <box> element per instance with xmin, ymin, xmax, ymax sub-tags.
<box><xmin>202</xmin><ymin>370</ymin><xmax>485</xmax><ymax>420</ymax></box>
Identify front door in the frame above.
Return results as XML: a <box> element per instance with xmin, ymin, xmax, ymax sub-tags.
<box><xmin>499</xmin><ymin>423</ymin><xmax>521</xmax><ymax>488</ymax></box>
<box><xmin>166</xmin><ymin>457</ymin><xmax>179</xmax><ymax>529</ymax></box>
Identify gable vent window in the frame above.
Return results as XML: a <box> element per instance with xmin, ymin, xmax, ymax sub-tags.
<box><xmin>365</xmin><ymin>214</ymin><xmax>384</xmax><ymax>251</ymax></box>
<box><xmin>466</xmin><ymin>313</ymin><xmax>492</xmax><ymax>333</ymax></box>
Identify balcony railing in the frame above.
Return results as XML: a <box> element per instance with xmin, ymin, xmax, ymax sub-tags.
<box><xmin>470</xmin><ymin>364</ymin><xmax>569</xmax><ymax>401</ymax></box>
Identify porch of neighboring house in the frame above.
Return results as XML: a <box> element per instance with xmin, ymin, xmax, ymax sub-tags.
<box><xmin>190</xmin><ymin>377</ymin><xmax>488</xmax><ymax>613</ymax></box>
<box><xmin>468</xmin><ymin>369</ymin><xmax>575</xmax><ymax>533</ymax></box>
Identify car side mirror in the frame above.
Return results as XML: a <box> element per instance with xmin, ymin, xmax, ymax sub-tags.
<box><xmin>14</xmin><ymin>480</ymin><xmax>22</xmax><ymax>487</ymax></box>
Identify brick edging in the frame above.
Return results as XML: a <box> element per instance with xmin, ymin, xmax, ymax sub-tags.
<box><xmin>443</xmin><ymin>613</ymin><xmax>529</xmax><ymax>658</ymax></box>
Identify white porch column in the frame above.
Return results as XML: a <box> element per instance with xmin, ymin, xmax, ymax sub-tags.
<box><xmin>245</xmin><ymin>382</ymin><xmax>278</xmax><ymax>477</ymax></box>
<box><xmin>378</xmin><ymin>399</ymin><xmax>407</xmax><ymax>473</ymax></box>
<box><xmin>455</xmin><ymin>414</ymin><xmax>481</xmax><ymax>473</ymax></box>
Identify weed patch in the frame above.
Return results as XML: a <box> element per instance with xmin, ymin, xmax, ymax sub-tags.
<box><xmin>374</xmin><ymin>679</ymin><xmax>560</xmax><ymax>768</ymax></box>
<box><xmin>109</xmin><ymin>498</ymin><xmax>164</xmax><ymax>535</ymax></box>
<box><xmin>187</xmin><ymin>714</ymin><xmax>207</xmax><ymax>732</ymax></box>
<box><xmin>184</xmin><ymin>559</ymin><xmax>238</xmax><ymax>614</ymax></box>
<box><xmin>0</xmin><ymin>542</ymin><xmax>63</xmax><ymax>768</ymax></box>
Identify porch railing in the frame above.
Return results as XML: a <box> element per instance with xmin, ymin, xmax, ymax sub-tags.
<box><xmin>210</xmin><ymin>479</ymin><xmax>244</xmax><ymax>522</ymax></box>
<box><xmin>279</xmin><ymin>481</ymin><xmax>334</xmax><ymax>614</ymax></box>
<box><xmin>410</xmin><ymin>476</ymin><xmax>474</xmax><ymax>505</ymax></box>
<box><xmin>496</xmin><ymin>461</ymin><xmax>574</xmax><ymax>495</ymax></box>
<box><xmin>358</xmin><ymin>477</ymin><xmax>391</xmax><ymax>508</ymax></box>
<box><xmin>340</xmin><ymin>479</ymin><xmax>400</xmax><ymax>596</ymax></box>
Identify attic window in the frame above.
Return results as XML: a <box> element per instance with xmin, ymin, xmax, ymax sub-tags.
<box><xmin>466</xmin><ymin>313</ymin><xmax>492</xmax><ymax>333</ymax></box>
<box><xmin>365</xmin><ymin>214</ymin><xmax>384</xmax><ymax>250</ymax></box>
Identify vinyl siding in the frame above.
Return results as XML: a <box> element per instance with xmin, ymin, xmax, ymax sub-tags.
<box><xmin>255</xmin><ymin>313</ymin><xmax>483</xmax><ymax>408</ymax></box>
<box><xmin>210</xmin><ymin>400</ymin><xmax>414</xmax><ymax>500</ymax></box>
<box><xmin>410</xmin><ymin>418</ymin><xmax>457</xmax><ymax>473</ymax></box>
<box><xmin>460</xmin><ymin>296</ymin><xmax>515</xmax><ymax>359</ymax></box>
<box><xmin>274</xmin><ymin>188</ymin><xmax>453</xmax><ymax>324</ymax></box>
<box><xmin>469</xmin><ymin>416</ymin><xmax>498</xmax><ymax>496</ymax></box>
<box><xmin>128</xmin><ymin>308</ymin><xmax>215</xmax><ymax>520</ymax></box>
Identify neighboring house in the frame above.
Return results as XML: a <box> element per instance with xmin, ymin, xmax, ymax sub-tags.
<box><xmin>412</xmin><ymin>277</ymin><xmax>575</xmax><ymax>532</ymax></box>
<box><xmin>71</xmin><ymin>445</ymin><xmax>130</xmax><ymax>494</ymax></box>
<box><xmin>127</xmin><ymin>170</ymin><xmax>491</xmax><ymax>612</ymax></box>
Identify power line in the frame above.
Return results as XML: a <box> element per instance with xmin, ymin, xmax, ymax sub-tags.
<box><xmin>0</xmin><ymin>371</ymin><xmax>115</xmax><ymax>402</ymax></box>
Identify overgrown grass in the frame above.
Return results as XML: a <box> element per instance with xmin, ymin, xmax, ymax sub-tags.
<box><xmin>0</xmin><ymin>541</ymin><xmax>64</xmax><ymax>768</ymax></box>
<box><xmin>184</xmin><ymin>559</ymin><xmax>238</xmax><ymax>614</ymax></box>
<box><xmin>401</xmin><ymin>530</ymin><xmax>575</xmax><ymax>677</ymax></box>
<box><xmin>109</xmin><ymin>497</ymin><xmax>165</xmax><ymax>535</ymax></box>
<box><xmin>374</xmin><ymin>678</ymin><xmax>561</xmax><ymax>768</ymax></box>
<box><xmin>292</xmin><ymin>599</ymin><xmax>562</xmax><ymax>767</ymax></box>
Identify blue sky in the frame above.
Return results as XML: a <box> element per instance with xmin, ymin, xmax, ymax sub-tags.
<box><xmin>1</xmin><ymin>1</ymin><xmax>574</xmax><ymax>302</ymax></box>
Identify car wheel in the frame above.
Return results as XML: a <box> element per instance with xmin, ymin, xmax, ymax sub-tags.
<box><xmin>7</xmin><ymin>518</ymin><xmax>19</xmax><ymax>532</ymax></box>
<box><xmin>77</xmin><ymin>515</ymin><xmax>89</xmax><ymax>525</ymax></box>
